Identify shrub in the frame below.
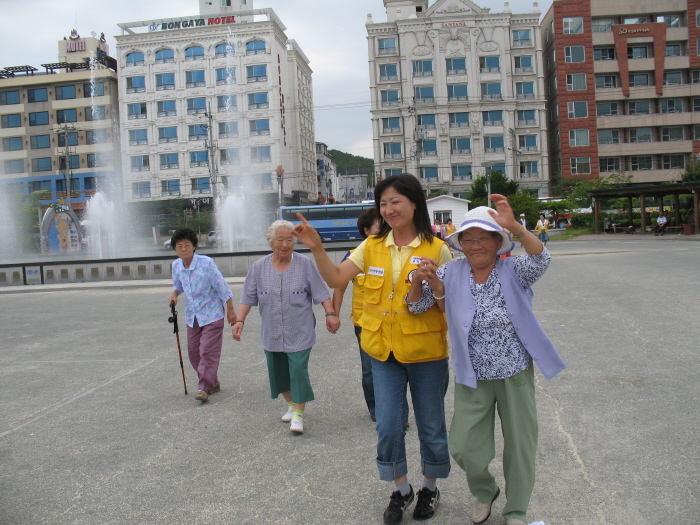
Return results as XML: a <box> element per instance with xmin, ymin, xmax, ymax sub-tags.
<box><xmin>570</xmin><ymin>213</ymin><xmax>593</xmax><ymax>228</ymax></box>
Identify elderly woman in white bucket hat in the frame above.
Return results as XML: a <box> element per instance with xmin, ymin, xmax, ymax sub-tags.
<box><xmin>406</xmin><ymin>194</ymin><xmax>566</xmax><ymax>525</ymax></box>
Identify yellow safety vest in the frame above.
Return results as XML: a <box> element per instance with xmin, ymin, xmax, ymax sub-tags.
<box><xmin>350</xmin><ymin>249</ymin><xmax>365</xmax><ymax>327</ymax></box>
<box><xmin>359</xmin><ymin>236</ymin><xmax>448</xmax><ymax>363</ymax></box>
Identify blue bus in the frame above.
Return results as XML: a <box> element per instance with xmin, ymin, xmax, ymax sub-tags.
<box><xmin>279</xmin><ymin>203</ymin><xmax>375</xmax><ymax>241</ymax></box>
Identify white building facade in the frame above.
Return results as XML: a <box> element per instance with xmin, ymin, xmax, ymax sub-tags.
<box><xmin>367</xmin><ymin>0</ymin><xmax>550</xmax><ymax>196</ymax></box>
<box><xmin>116</xmin><ymin>0</ymin><xmax>316</xmax><ymax>213</ymax></box>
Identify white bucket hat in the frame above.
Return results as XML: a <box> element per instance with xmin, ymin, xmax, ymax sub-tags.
<box><xmin>445</xmin><ymin>206</ymin><xmax>515</xmax><ymax>255</ymax></box>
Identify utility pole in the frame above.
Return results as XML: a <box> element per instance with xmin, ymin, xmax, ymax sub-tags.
<box><xmin>276</xmin><ymin>165</ymin><xmax>284</xmax><ymax>207</ymax></box>
<box><xmin>202</xmin><ymin>104</ymin><xmax>218</xmax><ymax>208</ymax></box>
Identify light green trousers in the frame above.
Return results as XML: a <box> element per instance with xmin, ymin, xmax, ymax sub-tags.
<box><xmin>449</xmin><ymin>365</ymin><xmax>537</xmax><ymax>522</ymax></box>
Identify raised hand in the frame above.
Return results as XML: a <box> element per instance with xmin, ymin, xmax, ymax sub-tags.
<box><xmin>487</xmin><ymin>194</ymin><xmax>518</xmax><ymax>230</ymax></box>
<box><xmin>291</xmin><ymin>213</ymin><xmax>323</xmax><ymax>250</ymax></box>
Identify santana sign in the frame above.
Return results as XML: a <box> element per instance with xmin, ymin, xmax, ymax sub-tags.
<box><xmin>151</xmin><ymin>16</ymin><xmax>236</xmax><ymax>31</ymax></box>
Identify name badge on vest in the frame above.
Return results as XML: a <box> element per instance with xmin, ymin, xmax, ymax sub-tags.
<box><xmin>368</xmin><ymin>266</ymin><xmax>384</xmax><ymax>277</ymax></box>
<box><xmin>410</xmin><ymin>256</ymin><xmax>422</xmax><ymax>265</ymax></box>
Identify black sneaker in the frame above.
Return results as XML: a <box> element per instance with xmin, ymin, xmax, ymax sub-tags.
<box><xmin>413</xmin><ymin>487</ymin><xmax>440</xmax><ymax>521</ymax></box>
<box><xmin>383</xmin><ymin>485</ymin><xmax>414</xmax><ymax>525</ymax></box>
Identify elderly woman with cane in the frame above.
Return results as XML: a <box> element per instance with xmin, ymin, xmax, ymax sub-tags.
<box><xmin>293</xmin><ymin>174</ymin><xmax>452</xmax><ymax>525</ymax></box>
<box><xmin>407</xmin><ymin>195</ymin><xmax>566</xmax><ymax>525</ymax></box>
<box><xmin>232</xmin><ymin>220</ymin><xmax>340</xmax><ymax>434</ymax></box>
<box><xmin>168</xmin><ymin>228</ymin><xmax>236</xmax><ymax>402</ymax></box>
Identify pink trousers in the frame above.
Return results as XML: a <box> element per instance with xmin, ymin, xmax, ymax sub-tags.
<box><xmin>187</xmin><ymin>318</ymin><xmax>224</xmax><ymax>393</ymax></box>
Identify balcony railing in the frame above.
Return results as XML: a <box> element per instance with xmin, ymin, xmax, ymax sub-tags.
<box><xmin>449</xmin><ymin>96</ymin><xmax>468</xmax><ymax>101</ymax></box>
<box><xmin>384</xmin><ymin>153</ymin><xmax>403</xmax><ymax>159</ymax></box>
<box><xmin>126</xmin><ymin>60</ymin><xmax>145</xmax><ymax>66</ymax></box>
<box><xmin>423</xmin><ymin>150</ymin><xmax>438</xmax><ymax>156</ymax></box>
<box><xmin>380</xmin><ymin>75</ymin><xmax>399</xmax><ymax>81</ymax></box>
<box><xmin>246</xmin><ymin>49</ymin><xmax>267</xmax><ymax>55</ymax></box>
<box><xmin>452</xmin><ymin>149</ymin><xmax>471</xmax><ymax>154</ymax></box>
<box><xmin>155</xmin><ymin>58</ymin><xmax>174</xmax><ymax>64</ymax></box>
<box><xmin>185</xmin><ymin>55</ymin><xmax>204</xmax><ymax>61</ymax></box>
<box><xmin>485</xmin><ymin>147</ymin><xmax>505</xmax><ymax>152</ymax></box>
<box><xmin>251</xmin><ymin>156</ymin><xmax>272</xmax><ymax>163</ymax></box>
<box><xmin>450</xmin><ymin>122</ymin><xmax>470</xmax><ymax>128</ymax></box>
<box><xmin>218</xmin><ymin>105</ymin><xmax>237</xmax><ymax>112</ymax></box>
<box><xmin>518</xmin><ymin>119</ymin><xmax>536</xmax><ymax>125</ymax></box>
<box><xmin>519</xmin><ymin>171</ymin><xmax>538</xmax><ymax>178</ymax></box>
<box><xmin>160</xmin><ymin>163</ymin><xmax>179</xmax><ymax>169</ymax></box>
<box><xmin>599</xmin><ymin>138</ymin><xmax>620</xmax><ymax>144</ymax></box>
<box><xmin>189</xmin><ymin>134</ymin><xmax>207</xmax><ymax>141</ymax></box>
<box><xmin>159</xmin><ymin>137</ymin><xmax>178</xmax><ymax>143</ymax></box>
<box><xmin>131</xmin><ymin>165</ymin><xmax>150</xmax><ymax>171</ymax></box>
<box><xmin>133</xmin><ymin>192</ymin><xmax>151</xmax><ymax>198</ymax></box>
<box><xmin>522</xmin><ymin>146</ymin><xmax>539</xmax><ymax>151</ymax></box>
<box><xmin>481</xmin><ymin>94</ymin><xmax>502</xmax><ymax>100</ymax></box>
<box><xmin>480</xmin><ymin>67</ymin><xmax>500</xmax><ymax>73</ymax></box>
<box><xmin>126</xmin><ymin>87</ymin><xmax>146</xmax><ymax>93</ymax></box>
<box><xmin>516</xmin><ymin>93</ymin><xmax>535</xmax><ymax>99</ymax></box>
<box><xmin>249</xmin><ymin>103</ymin><xmax>269</xmax><ymax>109</ymax></box>
<box><xmin>415</xmin><ymin>98</ymin><xmax>435</xmax><ymax>104</ymax></box>
<box><xmin>483</xmin><ymin>120</ymin><xmax>503</xmax><ymax>126</ymax></box>
<box><xmin>447</xmin><ymin>69</ymin><xmax>467</xmax><ymax>75</ymax></box>
<box><xmin>250</xmin><ymin>130</ymin><xmax>271</xmax><ymax>136</ymax></box>
<box><xmin>191</xmin><ymin>188</ymin><xmax>211</xmax><ymax>194</ymax></box>
<box><xmin>247</xmin><ymin>76</ymin><xmax>268</xmax><ymax>83</ymax></box>
<box><xmin>383</xmin><ymin>127</ymin><xmax>401</xmax><ymax>133</ymax></box>
<box><xmin>513</xmin><ymin>40</ymin><xmax>532</xmax><ymax>47</ymax></box>
<box><xmin>515</xmin><ymin>67</ymin><xmax>534</xmax><ymax>73</ymax></box>
<box><xmin>158</xmin><ymin>110</ymin><xmax>177</xmax><ymax>117</ymax></box>
<box><xmin>129</xmin><ymin>139</ymin><xmax>148</xmax><ymax>145</ymax></box>
<box><xmin>190</xmin><ymin>161</ymin><xmax>209</xmax><ymax>167</ymax></box>
<box><xmin>219</xmin><ymin>132</ymin><xmax>238</xmax><ymax>138</ymax></box>
<box><xmin>452</xmin><ymin>175</ymin><xmax>472</xmax><ymax>181</ymax></box>
<box><xmin>156</xmin><ymin>84</ymin><xmax>175</xmax><ymax>91</ymax></box>
<box><xmin>381</xmin><ymin>100</ymin><xmax>400</xmax><ymax>107</ymax></box>
<box><xmin>413</xmin><ymin>71</ymin><xmax>433</xmax><ymax>77</ymax></box>
<box><xmin>128</xmin><ymin>113</ymin><xmax>147</xmax><ymax>119</ymax></box>
<box><xmin>416</xmin><ymin>124</ymin><xmax>435</xmax><ymax>130</ymax></box>
<box><xmin>220</xmin><ymin>158</ymin><xmax>239</xmax><ymax>165</ymax></box>
<box><xmin>161</xmin><ymin>190</ymin><xmax>181</xmax><ymax>196</ymax></box>
<box><xmin>216</xmin><ymin>78</ymin><xmax>235</xmax><ymax>85</ymax></box>
<box><xmin>378</xmin><ymin>47</ymin><xmax>397</xmax><ymax>55</ymax></box>
<box><xmin>187</xmin><ymin>108</ymin><xmax>207</xmax><ymax>115</ymax></box>
<box><xmin>186</xmin><ymin>81</ymin><xmax>206</xmax><ymax>88</ymax></box>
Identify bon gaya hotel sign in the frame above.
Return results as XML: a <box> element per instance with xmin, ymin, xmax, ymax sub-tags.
<box><xmin>150</xmin><ymin>16</ymin><xmax>237</xmax><ymax>31</ymax></box>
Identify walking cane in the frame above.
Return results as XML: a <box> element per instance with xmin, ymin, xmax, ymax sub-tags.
<box><xmin>168</xmin><ymin>301</ymin><xmax>188</xmax><ymax>395</ymax></box>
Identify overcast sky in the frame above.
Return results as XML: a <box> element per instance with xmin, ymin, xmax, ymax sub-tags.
<box><xmin>1</xmin><ymin>0</ymin><xmax>552</xmax><ymax>158</ymax></box>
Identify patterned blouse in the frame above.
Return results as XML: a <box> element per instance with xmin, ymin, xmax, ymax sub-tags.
<box><xmin>408</xmin><ymin>248</ymin><xmax>551</xmax><ymax>380</ymax></box>
<box><xmin>240</xmin><ymin>252</ymin><xmax>330</xmax><ymax>353</ymax></box>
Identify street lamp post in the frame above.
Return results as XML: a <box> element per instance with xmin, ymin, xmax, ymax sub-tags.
<box><xmin>201</xmin><ymin>104</ymin><xmax>218</xmax><ymax>208</ymax></box>
<box><xmin>481</xmin><ymin>161</ymin><xmax>496</xmax><ymax>207</ymax></box>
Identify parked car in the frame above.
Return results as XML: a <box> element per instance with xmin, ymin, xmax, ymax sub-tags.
<box><xmin>164</xmin><ymin>239</ymin><xmax>172</xmax><ymax>249</ymax></box>
<box><xmin>207</xmin><ymin>230</ymin><xmax>221</xmax><ymax>246</ymax></box>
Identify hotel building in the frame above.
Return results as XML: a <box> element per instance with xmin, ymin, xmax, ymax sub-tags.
<box><xmin>116</xmin><ymin>0</ymin><xmax>316</xmax><ymax>214</ymax></box>
<box><xmin>542</xmin><ymin>0</ymin><xmax>700</xmax><ymax>183</ymax></box>
<box><xmin>366</xmin><ymin>0</ymin><xmax>550</xmax><ymax>196</ymax></box>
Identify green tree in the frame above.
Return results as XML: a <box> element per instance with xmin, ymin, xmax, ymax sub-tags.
<box><xmin>682</xmin><ymin>160</ymin><xmax>700</xmax><ymax>182</ymax></box>
<box><xmin>507</xmin><ymin>191</ymin><xmax>541</xmax><ymax>227</ymax></box>
<box><xmin>468</xmin><ymin>171</ymin><xmax>519</xmax><ymax>207</ymax></box>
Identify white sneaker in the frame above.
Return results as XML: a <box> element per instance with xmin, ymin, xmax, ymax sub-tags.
<box><xmin>281</xmin><ymin>407</ymin><xmax>294</xmax><ymax>422</ymax></box>
<box><xmin>290</xmin><ymin>414</ymin><xmax>303</xmax><ymax>434</ymax></box>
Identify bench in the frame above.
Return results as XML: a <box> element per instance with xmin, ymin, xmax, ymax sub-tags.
<box><xmin>606</xmin><ymin>224</ymin><xmax>635</xmax><ymax>234</ymax></box>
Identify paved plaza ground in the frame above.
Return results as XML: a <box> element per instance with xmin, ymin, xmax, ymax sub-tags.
<box><xmin>1</xmin><ymin>235</ymin><xmax>698</xmax><ymax>525</ymax></box>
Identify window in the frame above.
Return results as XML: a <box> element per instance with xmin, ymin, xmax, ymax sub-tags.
<box><xmin>248</xmin><ymin>92</ymin><xmax>268</xmax><ymax>109</ymax></box>
<box><xmin>158</xmin><ymin>127</ymin><xmax>177</xmax><ymax>143</ymax></box>
<box><xmin>187</xmin><ymin>98</ymin><xmax>207</xmax><ymax>114</ymax></box>
<box><xmin>29</xmin><ymin>111</ymin><xmax>50</xmax><ymax>126</ymax></box>
<box><xmin>630</xmin><ymin>128</ymin><xmax>653</xmax><ymax>143</ymax></box>
<box><xmin>693</xmin><ymin>71</ymin><xmax>700</xmax><ymax>84</ymax></box>
<box><xmin>448</xmin><ymin>84</ymin><xmax>468</xmax><ymax>101</ymax></box>
<box><xmin>628</xmin><ymin>46</ymin><xmax>648</xmax><ymax>59</ymax></box>
<box><xmin>414</xmin><ymin>86</ymin><xmax>434</xmax><ymax>103</ymax></box>
<box><xmin>0</xmin><ymin>91</ymin><xmax>20</xmax><ymax>105</ymax></box>
<box><xmin>83</xmin><ymin>177</ymin><xmax>96</xmax><ymax>191</ymax></box>
<box><xmin>600</xmin><ymin>157</ymin><xmax>620</xmax><ymax>172</ymax></box>
<box><xmin>246</xmin><ymin>40</ymin><xmax>266</xmax><ymax>55</ymax></box>
<box><xmin>57</xmin><ymin>132</ymin><xmax>78</xmax><ymax>147</ymax></box>
<box><xmin>192</xmin><ymin>177</ymin><xmax>211</xmax><ymax>193</ymax></box>
<box><xmin>569</xmin><ymin>129</ymin><xmax>589</xmax><ymax>147</ymax></box>
<box><xmin>383</xmin><ymin>117</ymin><xmax>401</xmax><ymax>132</ymax></box>
<box><xmin>596</xmin><ymin>75</ymin><xmax>618</xmax><ymax>88</ymax></box>
<box><xmin>188</xmin><ymin>124</ymin><xmax>208</xmax><ymax>141</ymax></box>
<box><xmin>132</xmin><ymin>181</ymin><xmax>151</xmax><ymax>198</ymax></box>
<box><xmin>156</xmin><ymin>73</ymin><xmax>175</xmax><ymax>90</ymax></box>
<box><xmin>160</xmin><ymin>153</ymin><xmax>179</xmax><ymax>169</ymax></box>
<box><xmin>420</xmin><ymin>166</ymin><xmax>438</xmax><ymax>180</ymax></box>
<box><xmin>449</xmin><ymin>112</ymin><xmax>469</xmax><ymax>127</ymax></box>
<box><xmin>250</xmin><ymin>119</ymin><xmax>270</xmax><ymax>136</ymax></box>
<box><xmin>484</xmin><ymin>136</ymin><xmax>504</xmax><ymax>152</ymax></box>
<box><xmin>127</xmin><ymin>103</ymin><xmax>146</xmax><ymax>119</ymax></box>
<box><xmin>592</xmin><ymin>19</ymin><xmax>614</xmax><ymax>32</ymax></box>
<box><xmin>85</xmin><ymin>106</ymin><xmax>105</xmax><ymax>121</ymax></box>
<box><xmin>514</xmin><ymin>55</ymin><xmax>533</xmax><ymax>72</ymax></box>
<box><xmin>519</xmin><ymin>134</ymin><xmax>538</xmax><ymax>150</ymax></box>
<box><xmin>385</xmin><ymin>168</ymin><xmax>403</xmax><ymax>178</ymax></box>
<box><xmin>3</xmin><ymin>137</ymin><xmax>22</xmax><ymax>151</ymax></box>
<box><xmin>185</xmin><ymin>46</ymin><xmax>204</xmax><ymax>60</ymax></box>
<box><xmin>479</xmin><ymin>56</ymin><xmax>500</xmax><ymax>72</ymax></box>
<box><xmin>515</xmin><ymin>82</ymin><xmax>534</xmax><ymax>98</ymax></box>
<box><xmin>161</xmin><ymin>179</ymin><xmax>181</xmax><ymax>195</ymax></box>
<box><xmin>446</xmin><ymin>58</ymin><xmax>466</xmax><ymax>74</ymax></box>
<box><xmin>664</xmin><ymin>72</ymin><xmax>683</xmax><ymax>85</ymax></box>
<box><xmin>124</xmin><ymin>78</ymin><xmax>146</xmax><ymax>97</ymax></box>
<box><xmin>55</xmin><ymin>85</ymin><xmax>76</xmax><ymax>100</ymax></box>
<box><xmin>566</xmin><ymin>73</ymin><xmax>586</xmax><ymax>91</ymax></box>
<box><xmin>419</xmin><ymin>139</ymin><xmax>437</xmax><ymax>156</ymax></box>
<box><xmin>666</xmin><ymin>44</ymin><xmax>682</xmax><ymax>57</ymax></box>
<box><xmin>570</xmin><ymin>157</ymin><xmax>591</xmax><ymax>174</ymax></box>
<box><xmin>130</xmin><ymin>155</ymin><xmax>149</xmax><ymax>171</ymax></box>
<box><xmin>219</xmin><ymin>121</ymin><xmax>238</xmax><ymax>138</ymax></box>
<box><xmin>383</xmin><ymin>142</ymin><xmax>402</xmax><ymax>158</ymax></box>
<box><xmin>416</xmin><ymin>114</ymin><xmax>435</xmax><ymax>130</ymax></box>
<box><xmin>451</xmin><ymin>165</ymin><xmax>472</xmax><ymax>180</ymax></box>
<box><xmin>30</xmin><ymin>135</ymin><xmax>50</xmax><ymax>149</ymax></box>
<box><xmin>630</xmin><ymin>156</ymin><xmax>653</xmax><ymax>170</ymax></box>
<box><xmin>624</xmin><ymin>17</ymin><xmax>647</xmax><ymax>24</ymax></box>
<box><xmin>27</xmin><ymin>88</ymin><xmax>48</xmax><ymax>103</ymax></box>
<box><xmin>663</xmin><ymin>155</ymin><xmax>685</xmax><ymax>169</ymax></box>
<box><xmin>126</xmin><ymin>52</ymin><xmax>145</xmax><ymax>66</ymax></box>
<box><xmin>215</xmin><ymin>43</ymin><xmax>234</xmax><ymax>57</ymax></box>
<box><xmin>520</xmin><ymin>161</ymin><xmax>539</xmax><ymax>177</ymax></box>
<box><xmin>630</xmin><ymin>73</ymin><xmax>650</xmax><ymax>87</ymax></box>
<box><xmin>190</xmin><ymin>151</ymin><xmax>209</xmax><ymax>167</ymax></box>
<box><xmin>565</xmin><ymin>46</ymin><xmax>585</xmax><ymax>63</ymax></box>
<box><xmin>251</xmin><ymin>146</ymin><xmax>271</xmax><ymax>162</ymax></box>
<box><xmin>481</xmin><ymin>82</ymin><xmax>501</xmax><ymax>99</ymax></box>
<box><xmin>451</xmin><ymin>137</ymin><xmax>471</xmax><ymax>154</ymax></box>
<box><xmin>483</xmin><ymin>110</ymin><xmax>503</xmax><ymax>125</ymax></box>
<box><xmin>657</xmin><ymin>14</ymin><xmax>681</xmax><ymax>27</ymax></box>
<box><xmin>186</xmin><ymin>70</ymin><xmax>205</xmax><ymax>88</ymax></box>
<box><xmin>379</xmin><ymin>64</ymin><xmax>398</xmax><ymax>81</ymax></box>
<box><xmin>381</xmin><ymin>90</ymin><xmax>400</xmax><ymax>107</ymax></box>
<box><xmin>216</xmin><ymin>68</ymin><xmax>236</xmax><ymax>85</ymax></box>
<box><xmin>130</xmin><ymin>129</ymin><xmax>149</xmax><ymax>145</ymax></box>
<box><xmin>694</xmin><ymin>99</ymin><xmax>700</xmax><ymax>112</ymax></box>
<box><xmin>378</xmin><ymin>38</ymin><xmax>397</xmax><ymax>55</ymax></box>
<box><xmin>662</xmin><ymin>127</ymin><xmax>684</xmax><ymax>141</ymax></box>
<box><xmin>56</xmin><ymin>109</ymin><xmax>77</xmax><ymax>124</ymax></box>
<box><xmin>157</xmin><ymin>100</ymin><xmax>176</xmax><ymax>116</ymax></box>
<box><xmin>517</xmin><ymin>109</ymin><xmax>536</xmax><ymax>124</ymax></box>
<box><xmin>217</xmin><ymin>95</ymin><xmax>237</xmax><ymax>111</ymax></box>
<box><xmin>563</xmin><ymin>17</ymin><xmax>584</xmax><ymax>34</ymax></box>
<box><xmin>596</xmin><ymin>102</ymin><xmax>618</xmax><ymax>116</ymax></box>
<box><xmin>28</xmin><ymin>180</ymin><xmax>51</xmax><ymax>192</ymax></box>
<box><xmin>220</xmin><ymin>148</ymin><xmax>239</xmax><ymax>164</ymax></box>
<box><xmin>32</xmin><ymin>157</ymin><xmax>52</xmax><ymax>172</ymax></box>
<box><xmin>247</xmin><ymin>65</ymin><xmax>267</xmax><ymax>82</ymax></box>
<box><xmin>594</xmin><ymin>48</ymin><xmax>616</xmax><ymax>61</ymax></box>
<box><xmin>58</xmin><ymin>155</ymin><xmax>79</xmax><ymax>170</ymax></box>
<box><xmin>628</xmin><ymin>101</ymin><xmax>651</xmax><ymax>115</ymax></box>
<box><xmin>661</xmin><ymin>99</ymin><xmax>683</xmax><ymax>113</ymax></box>
<box><xmin>512</xmin><ymin>30</ymin><xmax>531</xmax><ymax>46</ymax></box>
<box><xmin>412</xmin><ymin>60</ymin><xmax>433</xmax><ymax>76</ymax></box>
<box><xmin>568</xmin><ymin>101</ymin><xmax>588</xmax><ymax>118</ymax></box>
<box><xmin>155</xmin><ymin>49</ymin><xmax>174</xmax><ymax>63</ymax></box>
<box><xmin>86</xmin><ymin>129</ymin><xmax>107</xmax><ymax>144</ymax></box>
<box><xmin>598</xmin><ymin>129</ymin><xmax>619</xmax><ymax>144</ymax></box>
<box><xmin>4</xmin><ymin>160</ymin><xmax>24</xmax><ymax>173</ymax></box>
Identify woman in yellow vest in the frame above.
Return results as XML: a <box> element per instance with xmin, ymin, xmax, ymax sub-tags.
<box><xmin>293</xmin><ymin>175</ymin><xmax>452</xmax><ymax>524</ymax></box>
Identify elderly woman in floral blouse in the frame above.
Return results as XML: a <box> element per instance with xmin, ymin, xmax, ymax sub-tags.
<box><xmin>232</xmin><ymin>220</ymin><xmax>340</xmax><ymax>434</ymax></box>
<box><xmin>407</xmin><ymin>195</ymin><xmax>566</xmax><ymax>525</ymax></box>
